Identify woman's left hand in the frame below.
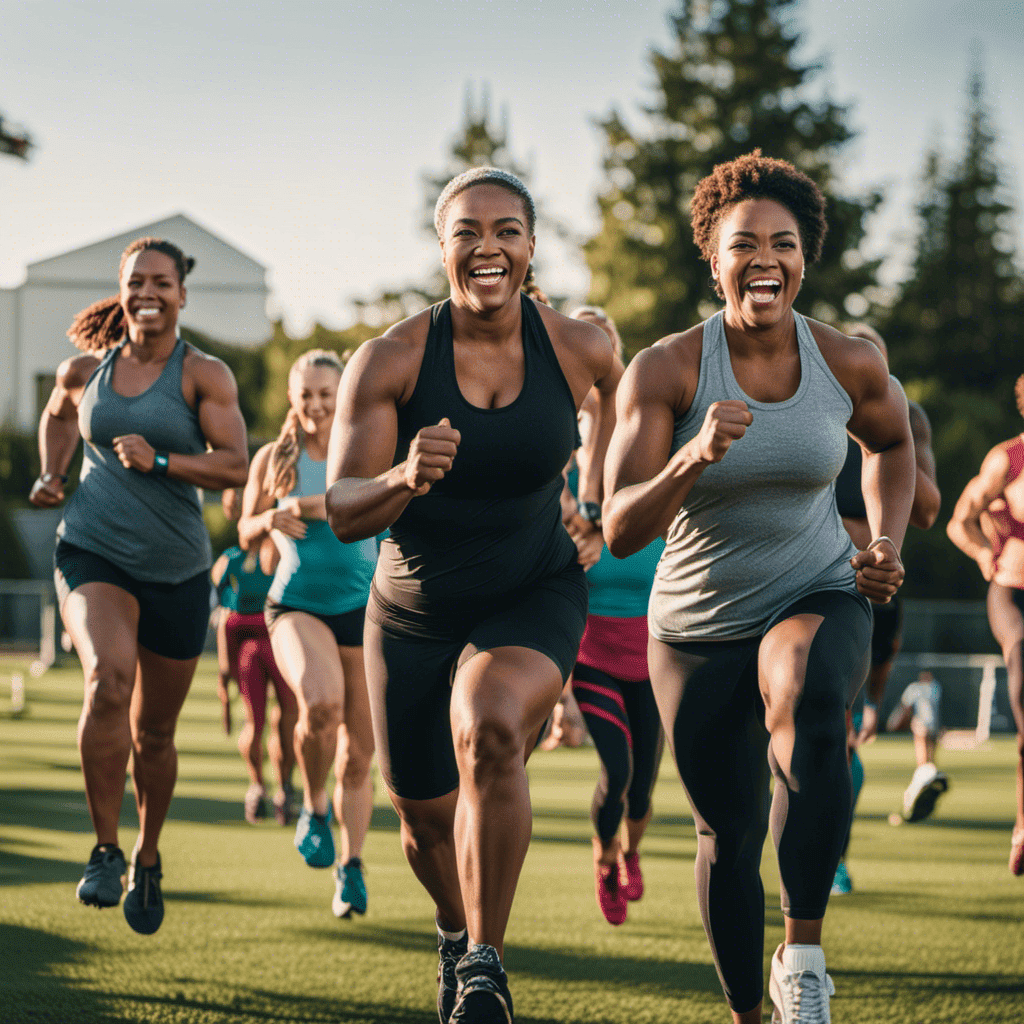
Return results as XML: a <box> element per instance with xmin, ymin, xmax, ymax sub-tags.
<box><xmin>850</xmin><ymin>539</ymin><xmax>904</xmax><ymax>604</ymax></box>
<box><xmin>112</xmin><ymin>434</ymin><xmax>156</xmax><ymax>473</ymax></box>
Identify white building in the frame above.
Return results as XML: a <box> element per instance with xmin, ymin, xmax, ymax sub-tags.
<box><xmin>0</xmin><ymin>213</ymin><xmax>271</xmax><ymax>429</ymax></box>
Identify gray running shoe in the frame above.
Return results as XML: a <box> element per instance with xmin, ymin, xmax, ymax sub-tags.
<box><xmin>436</xmin><ymin>927</ymin><xmax>469</xmax><ymax>1023</ymax></box>
<box><xmin>123</xmin><ymin>851</ymin><xmax>164</xmax><ymax>935</ymax></box>
<box><xmin>76</xmin><ymin>844</ymin><xmax>126</xmax><ymax>908</ymax></box>
<box><xmin>450</xmin><ymin>944</ymin><xmax>513</xmax><ymax>1024</ymax></box>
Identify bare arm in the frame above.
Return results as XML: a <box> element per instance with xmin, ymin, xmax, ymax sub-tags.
<box><xmin>602</xmin><ymin>334</ymin><xmax>751</xmax><ymax>558</ymax></box>
<box><xmin>947</xmin><ymin>446</ymin><xmax>1010</xmax><ymax>580</ymax></box>
<box><xmin>237</xmin><ymin>444</ymin><xmax>307</xmax><ymax>550</ymax></box>
<box><xmin>907</xmin><ymin>400</ymin><xmax>941</xmax><ymax>530</ymax></box>
<box><xmin>111</xmin><ymin>353</ymin><xmax>249</xmax><ymax>489</ymax></box>
<box><xmin>210</xmin><ymin>552</ymin><xmax>230</xmax><ymax>590</ymax></box>
<box><xmin>29</xmin><ymin>355</ymin><xmax>99</xmax><ymax>508</ymax></box>
<box><xmin>575</xmin><ymin>352</ymin><xmax>623</xmax><ymax>506</ymax></box>
<box><xmin>326</xmin><ymin>332</ymin><xmax>460</xmax><ymax>542</ymax></box>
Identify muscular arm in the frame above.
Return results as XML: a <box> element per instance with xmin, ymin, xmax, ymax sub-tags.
<box><xmin>237</xmin><ymin>444</ymin><xmax>306</xmax><ymax>549</ymax></box>
<box><xmin>908</xmin><ymin>400</ymin><xmax>941</xmax><ymax>530</ymax></box>
<box><xmin>29</xmin><ymin>355</ymin><xmax>98</xmax><ymax>508</ymax></box>
<box><xmin>947</xmin><ymin>446</ymin><xmax>1009</xmax><ymax>578</ymax></box>
<box><xmin>326</xmin><ymin>332</ymin><xmax>456</xmax><ymax>542</ymax></box>
<box><xmin>576</xmin><ymin>352</ymin><xmax>623</xmax><ymax>506</ymax></box>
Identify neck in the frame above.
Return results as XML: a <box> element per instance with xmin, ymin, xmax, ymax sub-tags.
<box><xmin>722</xmin><ymin>306</ymin><xmax>796</xmax><ymax>355</ymax></box>
<box><xmin>125</xmin><ymin>326</ymin><xmax>178</xmax><ymax>361</ymax></box>
<box><xmin>449</xmin><ymin>293</ymin><xmax>523</xmax><ymax>345</ymax></box>
<box><xmin>303</xmin><ymin>430</ymin><xmax>330</xmax><ymax>460</ymax></box>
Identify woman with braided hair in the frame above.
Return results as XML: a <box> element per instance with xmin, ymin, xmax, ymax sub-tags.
<box><xmin>239</xmin><ymin>349</ymin><xmax>378</xmax><ymax>918</ymax></box>
<box><xmin>30</xmin><ymin>237</ymin><xmax>249</xmax><ymax>934</ymax></box>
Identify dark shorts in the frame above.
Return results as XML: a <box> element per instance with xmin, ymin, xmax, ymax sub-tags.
<box><xmin>365</xmin><ymin>560</ymin><xmax>589</xmax><ymax>801</ymax></box>
<box><xmin>870</xmin><ymin>594</ymin><xmax>903</xmax><ymax>667</ymax></box>
<box><xmin>264</xmin><ymin>601</ymin><xmax>366</xmax><ymax>647</ymax></box>
<box><xmin>54</xmin><ymin>540</ymin><xmax>210</xmax><ymax>660</ymax></box>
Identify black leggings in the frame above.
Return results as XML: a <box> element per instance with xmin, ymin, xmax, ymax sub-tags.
<box><xmin>572</xmin><ymin>665</ymin><xmax>664</xmax><ymax>842</ymax></box>
<box><xmin>648</xmin><ymin>589</ymin><xmax>871</xmax><ymax>1013</ymax></box>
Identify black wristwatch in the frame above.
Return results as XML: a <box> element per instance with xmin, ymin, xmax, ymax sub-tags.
<box><xmin>577</xmin><ymin>500</ymin><xmax>602</xmax><ymax>529</ymax></box>
<box><xmin>151</xmin><ymin>452</ymin><xmax>170</xmax><ymax>477</ymax></box>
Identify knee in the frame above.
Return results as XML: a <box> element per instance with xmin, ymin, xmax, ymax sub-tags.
<box><xmin>302</xmin><ymin>698</ymin><xmax>343</xmax><ymax>734</ymax></box>
<box><xmin>454</xmin><ymin>714</ymin><xmax>519</xmax><ymax>782</ymax></box>
<box><xmin>336</xmin><ymin>733</ymin><xmax>373</xmax><ymax>786</ymax></box>
<box><xmin>83</xmin><ymin>660</ymin><xmax>134</xmax><ymax>719</ymax></box>
<box><xmin>133</xmin><ymin>722</ymin><xmax>175</xmax><ymax>759</ymax></box>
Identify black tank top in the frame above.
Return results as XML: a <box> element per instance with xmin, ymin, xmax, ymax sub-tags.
<box><xmin>834</xmin><ymin>435</ymin><xmax>866</xmax><ymax>519</ymax></box>
<box><xmin>371</xmin><ymin>296</ymin><xmax>579</xmax><ymax>632</ymax></box>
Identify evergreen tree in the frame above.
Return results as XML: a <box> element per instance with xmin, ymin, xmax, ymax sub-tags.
<box><xmin>584</xmin><ymin>0</ymin><xmax>881</xmax><ymax>357</ymax></box>
<box><xmin>883</xmin><ymin>66</ymin><xmax>1024</xmax><ymax>598</ymax></box>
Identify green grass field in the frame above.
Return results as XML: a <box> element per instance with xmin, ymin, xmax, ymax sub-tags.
<box><xmin>2</xmin><ymin>658</ymin><xmax>1023</xmax><ymax>1024</ymax></box>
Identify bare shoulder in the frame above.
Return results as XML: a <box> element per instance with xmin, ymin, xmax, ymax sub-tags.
<box><xmin>625</xmin><ymin>323</ymin><xmax>704</xmax><ymax>412</ymax></box>
<box><xmin>56</xmin><ymin>352</ymin><xmax>102</xmax><ymax>390</ymax></box>
<box><xmin>183</xmin><ymin>344</ymin><xmax>238</xmax><ymax>397</ymax></box>
<box><xmin>537</xmin><ymin>302</ymin><xmax>613</xmax><ymax>375</ymax></box>
<box><xmin>346</xmin><ymin>308</ymin><xmax>432</xmax><ymax>405</ymax></box>
<box><xmin>805</xmin><ymin>318</ymin><xmax>888</xmax><ymax>397</ymax></box>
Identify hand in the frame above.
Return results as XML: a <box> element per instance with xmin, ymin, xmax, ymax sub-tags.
<box><xmin>265</xmin><ymin>500</ymin><xmax>306</xmax><ymax>539</ymax></box>
<box><xmin>112</xmin><ymin>434</ymin><xmax>156</xmax><ymax>472</ymax></box>
<box><xmin>850</xmin><ymin>538</ymin><xmax>904</xmax><ymax>604</ymax></box>
<box><xmin>29</xmin><ymin>474</ymin><xmax>65</xmax><ymax>508</ymax></box>
<box><xmin>857</xmin><ymin>703</ymin><xmax>879</xmax><ymax>745</ymax></box>
<box><xmin>404</xmin><ymin>418</ymin><xmax>460</xmax><ymax>495</ymax></box>
<box><xmin>687</xmin><ymin>400</ymin><xmax>752</xmax><ymax>464</ymax></box>
<box><xmin>567</xmin><ymin>514</ymin><xmax>603</xmax><ymax>570</ymax></box>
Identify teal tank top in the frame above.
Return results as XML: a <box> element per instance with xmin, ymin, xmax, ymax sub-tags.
<box><xmin>58</xmin><ymin>336</ymin><xmax>212</xmax><ymax>583</ymax></box>
<box><xmin>217</xmin><ymin>546</ymin><xmax>274</xmax><ymax>614</ymax></box>
<box><xmin>587</xmin><ymin>537</ymin><xmax>665</xmax><ymax>618</ymax></box>
<box><xmin>269</xmin><ymin>449</ymin><xmax>378</xmax><ymax>616</ymax></box>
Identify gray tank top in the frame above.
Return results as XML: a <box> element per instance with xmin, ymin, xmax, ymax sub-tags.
<box><xmin>58</xmin><ymin>336</ymin><xmax>213</xmax><ymax>583</ymax></box>
<box><xmin>648</xmin><ymin>310</ymin><xmax>860</xmax><ymax>641</ymax></box>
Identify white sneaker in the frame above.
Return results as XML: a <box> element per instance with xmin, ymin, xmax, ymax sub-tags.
<box><xmin>903</xmin><ymin>763</ymin><xmax>948</xmax><ymax>822</ymax></box>
<box><xmin>769</xmin><ymin>943</ymin><xmax>835</xmax><ymax>1023</ymax></box>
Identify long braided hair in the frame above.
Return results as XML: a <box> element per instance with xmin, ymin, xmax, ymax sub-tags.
<box><xmin>264</xmin><ymin>349</ymin><xmax>345</xmax><ymax>499</ymax></box>
<box><xmin>66</xmin><ymin>237</ymin><xmax>195</xmax><ymax>352</ymax></box>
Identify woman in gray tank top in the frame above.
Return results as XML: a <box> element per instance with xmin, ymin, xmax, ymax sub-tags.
<box><xmin>29</xmin><ymin>237</ymin><xmax>248</xmax><ymax>935</ymax></box>
<box><xmin>602</xmin><ymin>153</ymin><xmax>915</xmax><ymax>1024</ymax></box>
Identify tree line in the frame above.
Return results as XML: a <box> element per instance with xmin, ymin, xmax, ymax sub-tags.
<box><xmin>4</xmin><ymin>0</ymin><xmax>1022</xmax><ymax>600</ymax></box>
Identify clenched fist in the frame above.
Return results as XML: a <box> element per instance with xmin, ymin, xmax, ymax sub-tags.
<box><xmin>689</xmin><ymin>400</ymin><xmax>752</xmax><ymax>465</ymax></box>
<box><xmin>405</xmin><ymin>418</ymin><xmax>461</xmax><ymax>495</ymax></box>
<box><xmin>112</xmin><ymin>434</ymin><xmax>156</xmax><ymax>473</ymax></box>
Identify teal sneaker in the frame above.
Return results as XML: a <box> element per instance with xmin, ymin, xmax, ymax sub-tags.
<box><xmin>831</xmin><ymin>860</ymin><xmax>853</xmax><ymax>895</ymax></box>
<box><xmin>295</xmin><ymin>806</ymin><xmax>335</xmax><ymax>868</ymax></box>
<box><xmin>123</xmin><ymin>851</ymin><xmax>164</xmax><ymax>934</ymax></box>
<box><xmin>76</xmin><ymin>844</ymin><xmax>126</xmax><ymax>908</ymax></box>
<box><xmin>332</xmin><ymin>857</ymin><xmax>368</xmax><ymax>918</ymax></box>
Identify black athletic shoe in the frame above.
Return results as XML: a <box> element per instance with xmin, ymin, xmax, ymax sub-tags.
<box><xmin>449</xmin><ymin>944</ymin><xmax>513</xmax><ymax>1024</ymax></box>
<box><xmin>437</xmin><ymin>928</ymin><xmax>469</xmax><ymax>1023</ymax></box>
<box><xmin>76</xmin><ymin>844</ymin><xmax>126</xmax><ymax>908</ymax></box>
<box><xmin>123</xmin><ymin>851</ymin><xmax>164</xmax><ymax>935</ymax></box>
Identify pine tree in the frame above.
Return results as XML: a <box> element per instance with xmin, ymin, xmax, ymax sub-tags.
<box><xmin>584</xmin><ymin>0</ymin><xmax>881</xmax><ymax>356</ymax></box>
<box><xmin>883</xmin><ymin>66</ymin><xmax>1024</xmax><ymax>597</ymax></box>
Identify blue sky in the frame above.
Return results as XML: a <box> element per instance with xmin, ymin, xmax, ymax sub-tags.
<box><xmin>1</xmin><ymin>0</ymin><xmax>1021</xmax><ymax>333</ymax></box>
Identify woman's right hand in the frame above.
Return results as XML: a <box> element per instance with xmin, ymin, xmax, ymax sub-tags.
<box><xmin>688</xmin><ymin>400</ymin><xmax>752</xmax><ymax>465</ymax></box>
<box><xmin>404</xmin><ymin>418</ymin><xmax>460</xmax><ymax>495</ymax></box>
<box><xmin>29</xmin><ymin>475</ymin><xmax>65</xmax><ymax>508</ymax></box>
<box><xmin>265</xmin><ymin>499</ymin><xmax>306</xmax><ymax>539</ymax></box>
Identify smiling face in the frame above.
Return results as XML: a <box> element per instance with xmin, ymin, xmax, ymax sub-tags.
<box><xmin>440</xmin><ymin>184</ymin><xmax>536</xmax><ymax>314</ymax></box>
<box><xmin>119</xmin><ymin>249</ymin><xmax>186</xmax><ymax>339</ymax></box>
<box><xmin>710</xmin><ymin>198</ymin><xmax>804</xmax><ymax>326</ymax></box>
<box><xmin>288</xmin><ymin>363</ymin><xmax>341</xmax><ymax>437</ymax></box>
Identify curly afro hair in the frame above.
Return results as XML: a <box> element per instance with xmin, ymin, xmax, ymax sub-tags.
<box><xmin>691</xmin><ymin>150</ymin><xmax>828</xmax><ymax>295</ymax></box>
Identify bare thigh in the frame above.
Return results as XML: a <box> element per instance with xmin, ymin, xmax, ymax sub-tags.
<box><xmin>269</xmin><ymin>611</ymin><xmax>345</xmax><ymax>707</ymax></box>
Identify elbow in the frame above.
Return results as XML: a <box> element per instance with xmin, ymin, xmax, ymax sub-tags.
<box><xmin>910</xmin><ymin>502</ymin><xmax>940</xmax><ymax>532</ymax></box>
<box><xmin>602</xmin><ymin>508</ymin><xmax>640</xmax><ymax>559</ymax></box>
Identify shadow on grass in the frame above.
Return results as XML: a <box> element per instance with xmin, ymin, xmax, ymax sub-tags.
<box><xmin>856</xmin><ymin>811</ymin><xmax>1014</xmax><ymax>832</ymax></box>
<box><xmin>1</xmin><ymin>924</ymin><xmax>131</xmax><ymax>1024</ymax></box>
<box><xmin>835</xmin><ymin>965</ymin><xmax>1024</xmax><ymax>997</ymax></box>
<box><xmin>838</xmin><ymin>887</ymin><xmax>1024</xmax><ymax>924</ymax></box>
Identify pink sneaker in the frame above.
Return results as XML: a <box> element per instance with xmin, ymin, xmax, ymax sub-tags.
<box><xmin>595</xmin><ymin>861</ymin><xmax>627</xmax><ymax>925</ymax></box>
<box><xmin>619</xmin><ymin>850</ymin><xmax>644</xmax><ymax>901</ymax></box>
<box><xmin>1010</xmin><ymin>829</ymin><xmax>1024</xmax><ymax>877</ymax></box>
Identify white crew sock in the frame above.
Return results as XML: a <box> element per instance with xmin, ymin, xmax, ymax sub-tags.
<box><xmin>782</xmin><ymin>943</ymin><xmax>826</xmax><ymax>977</ymax></box>
<box><xmin>437</xmin><ymin>922</ymin><xmax>466</xmax><ymax>943</ymax></box>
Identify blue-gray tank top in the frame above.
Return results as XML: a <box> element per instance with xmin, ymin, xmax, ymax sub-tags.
<box><xmin>648</xmin><ymin>310</ymin><xmax>862</xmax><ymax>641</ymax></box>
<box><xmin>57</xmin><ymin>337</ymin><xmax>213</xmax><ymax>583</ymax></box>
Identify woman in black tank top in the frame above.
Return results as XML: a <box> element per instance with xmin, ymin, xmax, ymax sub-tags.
<box><xmin>326</xmin><ymin>168</ymin><xmax>620</xmax><ymax>1024</ymax></box>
